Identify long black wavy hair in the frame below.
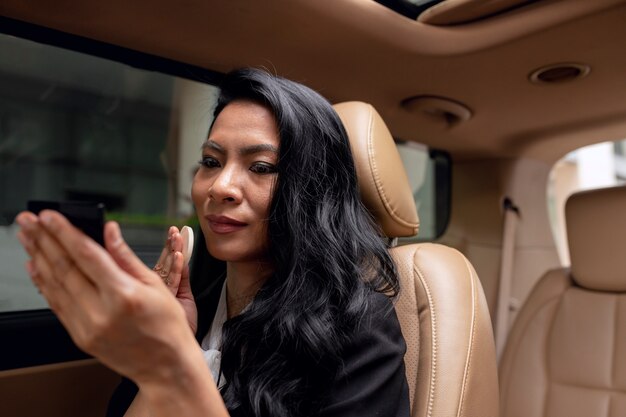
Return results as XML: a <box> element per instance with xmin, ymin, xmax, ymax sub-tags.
<box><xmin>197</xmin><ymin>68</ymin><xmax>399</xmax><ymax>417</ymax></box>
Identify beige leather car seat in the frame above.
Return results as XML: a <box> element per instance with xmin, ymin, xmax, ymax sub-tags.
<box><xmin>334</xmin><ymin>101</ymin><xmax>499</xmax><ymax>417</ymax></box>
<box><xmin>499</xmin><ymin>185</ymin><xmax>626</xmax><ymax>417</ymax></box>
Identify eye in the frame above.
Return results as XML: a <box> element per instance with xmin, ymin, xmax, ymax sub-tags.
<box><xmin>250</xmin><ymin>162</ymin><xmax>277</xmax><ymax>175</ymax></box>
<box><xmin>198</xmin><ymin>156</ymin><xmax>221</xmax><ymax>169</ymax></box>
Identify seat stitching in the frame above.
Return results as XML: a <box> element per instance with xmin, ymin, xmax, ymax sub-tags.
<box><xmin>541</xmin><ymin>285</ymin><xmax>569</xmax><ymax>417</ymax></box>
<box><xmin>611</xmin><ymin>296</ymin><xmax>618</xmax><ymax>387</ymax></box>
<box><xmin>407</xmin><ymin>249</ymin><xmax>420</xmax><ymax>410</ymax></box>
<box><xmin>501</xmin><ymin>296</ymin><xmax>563</xmax><ymax>416</ymax></box>
<box><xmin>366</xmin><ymin>105</ymin><xmax>418</xmax><ymax>230</ymax></box>
<box><xmin>457</xmin><ymin>255</ymin><xmax>478</xmax><ymax>417</ymax></box>
<box><xmin>414</xmin><ymin>250</ymin><xmax>437</xmax><ymax>417</ymax></box>
<box><xmin>552</xmin><ymin>381</ymin><xmax>626</xmax><ymax>396</ymax></box>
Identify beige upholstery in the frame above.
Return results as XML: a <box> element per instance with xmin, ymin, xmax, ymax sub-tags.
<box><xmin>567</xmin><ymin>186</ymin><xmax>626</xmax><ymax>291</ymax></box>
<box><xmin>500</xmin><ymin>186</ymin><xmax>626</xmax><ymax>417</ymax></box>
<box><xmin>333</xmin><ymin>102</ymin><xmax>419</xmax><ymax>238</ymax></box>
<box><xmin>334</xmin><ymin>101</ymin><xmax>499</xmax><ymax>417</ymax></box>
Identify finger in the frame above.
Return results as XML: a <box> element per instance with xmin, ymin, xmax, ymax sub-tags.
<box><xmin>19</xmin><ymin>212</ymin><xmax>99</xmax><ymax>314</ymax></box>
<box><xmin>16</xmin><ymin>212</ymin><xmax>42</xmax><ymax>244</ymax></box>
<box><xmin>37</xmin><ymin>227</ymin><xmax>99</xmax><ymax>304</ymax></box>
<box><xmin>16</xmin><ymin>230</ymin><xmax>36</xmax><ymax>257</ymax></box>
<box><xmin>170</xmin><ymin>229</ymin><xmax>183</xmax><ymax>253</ymax></box>
<box><xmin>154</xmin><ymin>226</ymin><xmax>179</xmax><ymax>269</ymax></box>
<box><xmin>26</xmin><ymin>260</ymin><xmax>42</xmax><ymax>293</ymax></box>
<box><xmin>36</xmin><ymin>229</ymin><xmax>105</xmax><ymax>339</ymax></box>
<box><xmin>28</xmin><ymin>251</ymin><xmax>97</xmax><ymax>355</ymax></box>
<box><xmin>38</xmin><ymin>210</ymin><xmax>130</xmax><ymax>291</ymax></box>
<box><xmin>29</xmin><ymin>247</ymin><xmax>71</xmax><ymax>317</ymax></box>
<box><xmin>37</xmin><ymin>228</ymin><xmax>79</xmax><ymax>285</ymax></box>
<box><xmin>164</xmin><ymin>251</ymin><xmax>184</xmax><ymax>293</ymax></box>
<box><xmin>163</xmin><ymin>232</ymin><xmax>183</xmax><ymax>285</ymax></box>
<box><xmin>154</xmin><ymin>245</ymin><xmax>170</xmax><ymax>273</ymax></box>
<box><xmin>152</xmin><ymin>226</ymin><xmax>179</xmax><ymax>288</ymax></box>
<box><xmin>154</xmin><ymin>230</ymin><xmax>183</xmax><ymax>291</ymax></box>
<box><xmin>176</xmin><ymin>264</ymin><xmax>194</xmax><ymax>300</ymax></box>
<box><xmin>105</xmin><ymin>221</ymin><xmax>154</xmax><ymax>284</ymax></box>
<box><xmin>16</xmin><ymin>211</ymin><xmax>39</xmax><ymax>229</ymax></box>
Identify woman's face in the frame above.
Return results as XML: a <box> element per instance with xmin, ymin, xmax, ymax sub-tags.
<box><xmin>192</xmin><ymin>99</ymin><xmax>279</xmax><ymax>263</ymax></box>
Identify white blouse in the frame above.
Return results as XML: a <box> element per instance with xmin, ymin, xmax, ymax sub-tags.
<box><xmin>200</xmin><ymin>281</ymin><xmax>228</xmax><ymax>388</ymax></box>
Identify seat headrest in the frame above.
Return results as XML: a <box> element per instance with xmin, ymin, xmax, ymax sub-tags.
<box><xmin>566</xmin><ymin>185</ymin><xmax>626</xmax><ymax>291</ymax></box>
<box><xmin>333</xmin><ymin>101</ymin><xmax>419</xmax><ymax>238</ymax></box>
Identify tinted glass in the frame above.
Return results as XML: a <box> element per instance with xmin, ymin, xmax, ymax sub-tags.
<box><xmin>0</xmin><ymin>34</ymin><xmax>219</xmax><ymax>312</ymax></box>
<box><xmin>547</xmin><ymin>140</ymin><xmax>626</xmax><ymax>266</ymax></box>
<box><xmin>396</xmin><ymin>141</ymin><xmax>451</xmax><ymax>242</ymax></box>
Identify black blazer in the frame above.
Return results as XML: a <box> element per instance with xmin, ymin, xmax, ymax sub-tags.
<box><xmin>107</xmin><ymin>274</ymin><xmax>410</xmax><ymax>417</ymax></box>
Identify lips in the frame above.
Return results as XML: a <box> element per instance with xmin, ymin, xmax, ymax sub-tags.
<box><xmin>205</xmin><ymin>215</ymin><xmax>247</xmax><ymax>234</ymax></box>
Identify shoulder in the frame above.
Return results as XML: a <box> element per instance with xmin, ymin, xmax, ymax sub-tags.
<box><xmin>319</xmin><ymin>291</ymin><xmax>410</xmax><ymax>417</ymax></box>
<box><xmin>349</xmin><ymin>290</ymin><xmax>406</xmax><ymax>349</ymax></box>
<box><xmin>344</xmin><ymin>290</ymin><xmax>407</xmax><ymax>373</ymax></box>
<box><xmin>365</xmin><ymin>290</ymin><xmax>402</xmax><ymax>323</ymax></box>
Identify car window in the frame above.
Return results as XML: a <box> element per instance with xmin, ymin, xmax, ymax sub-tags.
<box><xmin>0</xmin><ymin>33</ymin><xmax>219</xmax><ymax>312</ymax></box>
<box><xmin>396</xmin><ymin>141</ymin><xmax>451</xmax><ymax>242</ymax></box>
<box><xmin>547</xmin><ymin>139</ymin><xmax>626</xmax><ymax>265</ymax></box>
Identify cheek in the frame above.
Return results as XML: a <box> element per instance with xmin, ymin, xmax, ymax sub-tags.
<box><xmin>251</xmin><ymin>185</ymin><xmax>274</xmax><ymax>217</ymax></box>
<box><xmin>191</xmin><ymin>176</ymin><xmax>206</xmax><ymax>210</ymax></box>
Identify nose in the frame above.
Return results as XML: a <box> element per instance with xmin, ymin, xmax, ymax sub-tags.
<box><xmin>208</xmin><ymin>165</ymin><xmax>242</xmax><ymax>203</ymax></box>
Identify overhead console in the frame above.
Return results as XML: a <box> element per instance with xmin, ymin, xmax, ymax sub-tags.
<box><xmin>417</xmin><ymin>0</ymin><xmax>538</xmax><ymax>25</ymax></box>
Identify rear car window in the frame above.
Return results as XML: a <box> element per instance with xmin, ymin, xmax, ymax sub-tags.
<box><xmin>547</xmin><ymin>139</ymin><xmax>626</xmax><ymax>265</ymax></box>
<box><xmin>396</xmin><ymin>141</ymin><xmax>451</xmax><ymax>242</ymax></box>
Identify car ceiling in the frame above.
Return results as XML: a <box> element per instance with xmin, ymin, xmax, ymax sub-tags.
<box><xmin>1</xmin><ymin>0</ymin><xmax>626</xmax><ymax>162</ymax></box>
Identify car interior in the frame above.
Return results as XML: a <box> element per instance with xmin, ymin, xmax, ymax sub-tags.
<box><xmin>499</xmin><ymin>186</ymin><xmax>626</xmax><ymax>417</ymax></box>
<box><xmin>1</xmin><ymin>0</ymin><xmax>625</xmax><ymax>416</ymax></box>
<box><xmin>335</xmin><ymin>100</ymin><xmax>498</xmax><ymax>417</ymax></box>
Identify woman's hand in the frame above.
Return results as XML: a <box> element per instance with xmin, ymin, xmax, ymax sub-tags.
<box><xmin>16</xmin><ymin>210</ymin><xmax>229</xmax><ymax>417</ymax></box>
<box><xmin>15</xmin><ymin>210</ymin><xmax>197</xmax><ymax>386</ymax></box>
<box><xmin>151</xmin><ymin>227</ymin><xmax>198</xmax><ymax>334</ymax></box>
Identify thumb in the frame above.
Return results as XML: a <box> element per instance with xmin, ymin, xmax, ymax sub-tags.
<box><xmin>176</xmin><ymin>265</ymin><xmax>194</xmax><ymax>299</ymax></box>
<box><xmin>104</xmin><ymin>221</ymin><xmax>152</xmax><ymax>282</ymax></box>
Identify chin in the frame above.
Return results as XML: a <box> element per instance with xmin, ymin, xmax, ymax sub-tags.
<box><xmin>204</xmin><ymin>240</ymin><xmax>265</xmax><ymax>263</ymax></box>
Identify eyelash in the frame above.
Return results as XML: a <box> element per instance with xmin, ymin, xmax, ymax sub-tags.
<box><xmin>198</xmin><ymin>156</ymin><xmax>220</xmax><ymax>169</ymax></box>
<box><xmin>198</xmin><ymin>157</ymin><xmax>277</xmax><ymax>175</ymax></box>
<box><xmin>250</xmin><ymin>162</ymin><xmax>277</xmax><ymax>174</ymax></box>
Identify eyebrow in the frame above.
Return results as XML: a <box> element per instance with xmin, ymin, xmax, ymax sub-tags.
<box><xmin>202</xmin><ymin>140</ymin><xmax>279</xmax><ymax>156</ymax></box>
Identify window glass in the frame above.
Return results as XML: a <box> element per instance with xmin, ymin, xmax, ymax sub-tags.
<box><xmin>547</xmin><ymin>139</ymin><xmax>626</xmax><ymax>265</ymax></box>
<box><xmin>0</xmin><ymin>34</ymin><xmax>219</xmax><ymax>312</ymax></box>
<box><xmin>396</xmin><ymin>141</ymin><xmax>451</xmax><ymax>242</ymax></box>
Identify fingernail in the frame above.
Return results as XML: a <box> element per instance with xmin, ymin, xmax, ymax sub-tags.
<box><xmin>111</xmin><ymin>222</ymin><xmax>123</xmax><ymax>245</ymax></box>
<box><xmin>16</xmin><ymin>215</ymin><xmax>28</xmax><ymax>227</ymax></box>
<box><xmin>40</xmin><ymin>212</ymin><xmax>53</xmax><ymax>225</ymax></box>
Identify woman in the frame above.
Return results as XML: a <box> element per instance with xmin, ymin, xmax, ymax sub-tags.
<box><xmin>16</xmin><ymin>68</ymin><xmax>410</xmax><ymax>417</ymax></box>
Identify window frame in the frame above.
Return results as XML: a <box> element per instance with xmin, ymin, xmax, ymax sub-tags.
<box><xmin>395</xmin><ymin>139</ymin><xmax>452</xmax><ymax>242</ymax></box>
<box><xmin>0</xmin><ymin>17</ymin><xmax>223</xmax><ymax>369</ymax></box>
<box><xmin>0</xmin><ymin>16</ymin><xmax>223</xmax><ymax>86</ymax></box>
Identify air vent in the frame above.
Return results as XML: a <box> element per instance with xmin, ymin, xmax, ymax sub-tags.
<box><xmin>402</xmin><ymin>95</ymin><xmax>472</xmax><ymax>129</ymax></box>
<box><xmin>529</xmin><ymin>63</ymin><xmax>591</xmax><ymax>84</ymax></box>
